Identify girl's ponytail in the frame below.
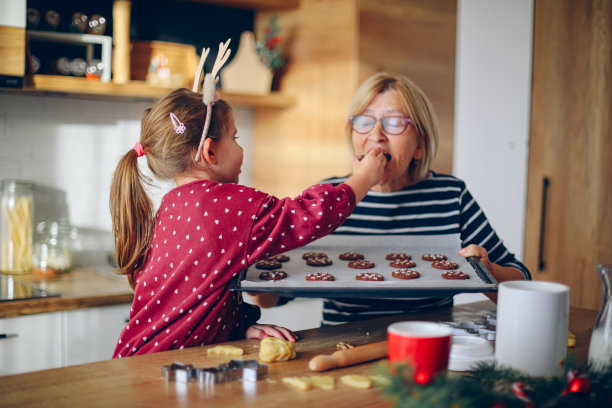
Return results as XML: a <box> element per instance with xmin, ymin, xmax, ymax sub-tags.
<box><xmin>109</xmin><ymin>147</ymin><xmax>154</xmax><ymax>288</ymax></box>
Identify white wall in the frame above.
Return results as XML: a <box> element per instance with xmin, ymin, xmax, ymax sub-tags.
<box><xmin>453</xmin><ymin>0</ymin><xmax>534</xmax><ymax>260</ymax></box>
<box><xmin>0</xmin><ymin>94</ymin><xmax>254</xmax><ymax>232</ymax></box>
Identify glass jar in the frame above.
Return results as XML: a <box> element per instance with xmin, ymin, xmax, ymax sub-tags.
<box><xmin>588</xmin><ymin>264</ymin><xmax>612</xmax><ymax>371</ymax></box>
<box><xmin>0</xmin><ymin>180</ymin><xmax>35</xmax><ymax>275</ymax></box>
<box><xmin>33</xmin><ymin>219</ymin><xmax>78</xmax><ymax>277</ymax></box>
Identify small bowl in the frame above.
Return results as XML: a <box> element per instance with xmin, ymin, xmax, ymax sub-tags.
<box><xmin>448</xmin><ymin>335</ymin><xmax>494</xmax><ymax>371</ymax></box>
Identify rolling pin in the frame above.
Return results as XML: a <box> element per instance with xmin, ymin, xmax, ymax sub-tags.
<box><xmin>309</xmin><ymin>341</ymin><xmax>388</xmax><ymax>372</ymax></box>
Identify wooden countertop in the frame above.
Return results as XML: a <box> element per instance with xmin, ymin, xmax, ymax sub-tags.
<box><xmin>0</xmin><ymin>301</ymin><xmax>598</xmax><ymax>408</ymax></box>
<box><xmin>0</xmin><ymin>268</ymin><xmax>133</xmax><ymax>318</ymax></box>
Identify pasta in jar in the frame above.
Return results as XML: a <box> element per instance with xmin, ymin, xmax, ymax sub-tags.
<box><xmin>1</xmin><ymin>180</ymin><xmax>34</xmax><ymax>274</ymax></box>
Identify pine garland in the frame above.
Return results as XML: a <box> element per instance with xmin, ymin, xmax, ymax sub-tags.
<box><xmin>375</xmin><ymin>359</ymin><xmax>612</xmax><ymax>408</ymax></box>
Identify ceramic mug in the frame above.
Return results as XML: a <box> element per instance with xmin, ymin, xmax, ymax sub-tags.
<box><xmin>387</xmin><ymin>321</ymin><xmax>452</xmax><ymax>384</ymax></box>
<box><xmin>495</xmin><ymin>280</ymin><xmax>569</xmax><ymax>376</ymax></box>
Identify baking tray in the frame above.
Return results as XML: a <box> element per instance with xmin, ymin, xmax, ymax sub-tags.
<box><xmin>230</xmin><ymin>234</ymin><xmax>498</xmax><ymax>298</ymax></box>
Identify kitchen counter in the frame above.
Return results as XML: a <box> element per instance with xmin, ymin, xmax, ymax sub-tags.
<box><xmin>0</xmin><ymin>268</ymin><xmax>133</xmax><ymax>318</ymax></box>
<box><xmin>0</xmin><ymin>301</ymin><xmax>598</xmax><ymax>408</ymax></box>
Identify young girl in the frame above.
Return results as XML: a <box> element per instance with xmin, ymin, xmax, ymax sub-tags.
<box><xmin>109</xmin><ymin>86</ymin><xmax>386</xmax><ymax>357</ymax></box>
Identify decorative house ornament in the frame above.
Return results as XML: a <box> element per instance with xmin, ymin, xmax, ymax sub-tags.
<box><xmin>221</xmin><ymin>31</ymin><xmax>273</xmax><ymax>95</ymax></box>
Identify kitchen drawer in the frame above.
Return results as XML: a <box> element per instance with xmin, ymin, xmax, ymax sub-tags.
<box><xmin>0</xmin><ymin>312</ymin><xmax>63</xmax><ymax>376</ymax></box>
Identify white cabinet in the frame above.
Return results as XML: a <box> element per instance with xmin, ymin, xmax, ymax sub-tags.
<box><xmin>0</xmin><ymin>303</ymin><xmax>131</xmax><ymax>376</ymax></box>
<box><xmin>63</xmin><ymin>304</ymin><xmax>130</xmax><ymax>365</ymax></box>
<box><xmin>0</xmin><ymin>312</ymin><xmax>63</xmax><ymax>376</ymax></box>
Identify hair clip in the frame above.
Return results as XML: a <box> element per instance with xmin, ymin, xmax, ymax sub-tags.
<box><xmin>169</xmin><ymin>112</ymin><xmax>186</xmax><ymax>134</ymax></box>
<box><xmin>192</xmin><ymin>39</ymin><xmax>232</xmax><ymax>161</ymax></box>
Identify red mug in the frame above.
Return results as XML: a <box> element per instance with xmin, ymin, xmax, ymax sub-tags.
<box><xmin>387</xmin><ymin>321</ymin><xmax>452</xmax><ymax>384</ymax></box>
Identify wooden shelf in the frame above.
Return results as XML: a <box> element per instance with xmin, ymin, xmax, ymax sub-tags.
<box><xmin>179</xmin><ymin>0</ymin><xmax>299</xmax><ymax>10</ymax></box>
<box><xmin>2</xmin><ymin>75</ymin><xmax>295</xmax><ymax>108</ymax></box>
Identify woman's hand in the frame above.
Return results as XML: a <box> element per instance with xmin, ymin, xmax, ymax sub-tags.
<box><xmin>458</xmin><ymin>244</ymin><xmax>526</xmax><ymax>303</ymax></box>
<box><xmin>246</xmin><ymin>324</ymin><xmax>299</xmax><ymax>342</ymax></box>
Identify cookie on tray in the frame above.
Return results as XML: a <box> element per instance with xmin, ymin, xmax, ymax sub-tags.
<box><xmin>339</xmin><ymin>252</ymin><xmax>365</xmax><ymax>261</ymax></box>
<box><xmin>432</xmin><ymin>260</ymin><xmax>459</xmax><ymax>270</ymax></box>
<box><xmin>389</xmin><ymin>259</ymin><xmax>416</xmax><ymax>268</ymax></box>
<box><xmin>422</xmin><ymin>253</ymin><xmax>448</xmax><ymax>262</ymax></box>
<box><xmin>306</xmin><ymin>272</ymin><xmax>335</xmax><ymax>281</ymax></box>
<box><xmin>391</xmin><ymin>269</ymin><xmax>421</xmax><ymax>280</ymax></box>
<box><xmin>385</xmin><ymin>252</ymin><xmax>412</xmax><ymax>261</ymax></box>
<box><xmin>268</xmin><ymin>254</ymin><xmax>290</xmax><ymax>263</ymax></box>
<box><xmin>356</xmin><ymin>272</ymin><xmax>384</xmax><ymax>281</ymax></box>
<box><xmin>259</xmin><ymin>270</ymin><xmax>288</xmax><ymax>281</ymax></box>
<box><xmin>348</xmin><ymin>260</ymin><xmax>375</xmax><ymax>269</ymax></box>
<box><xmin>306</xmin><ymin>256</ymin><xmax>333</xmax><ymax>266</ymax></box>
<box><xmin>441</xmin><ymin>270</ymin><xmax>470</xmax><ymax>280</ymax></box>
<box><xmin>255</xmin><ymin>259</ymin><xmax>282</xmax><ymax>270</ymax></box>
<box><xmin>302</xmin><ymin>252</ymin><xmax>327</xmax><ymax>260</ymax></box>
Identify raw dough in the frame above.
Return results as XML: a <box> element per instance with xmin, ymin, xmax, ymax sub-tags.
<box><xmin>310</xmin><ymin>375</ymin><xmax>335</xmax><ymax>390</ymax></box>
<box><xmin>259</xmin><ymin>337</ymin><xmax>296</xmax><ymax>362</ymax></box>
<box><xmin>282</xmin><ymin>377</ymin><xmax>312</xmax><ymax>391</ymax></box>
<box><xmin>340</xmin><ymin>374</ymin><xmax>372</xmax><ymax>389</ymax></box>
<box><xmin>206</xmin><ymin>345</ymin><xmax>244</xmax><ymax>356</ymax></box>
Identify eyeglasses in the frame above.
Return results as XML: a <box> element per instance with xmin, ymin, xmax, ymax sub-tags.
<box><xmin>349</xmin><ymin>114</ymin><xmax>413</xmax><ymax>135</ymax></box>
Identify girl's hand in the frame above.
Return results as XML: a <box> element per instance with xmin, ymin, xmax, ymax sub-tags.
<box><xmin>246</xmin><ymin>324</ymin><xmax>299</xmax><ymax>342</ymax></box>
<box><xmin>352</xmin><ymin>148</ymin><xmax>387</xmax><ymax>188</ymax></box>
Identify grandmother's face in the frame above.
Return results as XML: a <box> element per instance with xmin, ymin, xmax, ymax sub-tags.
<box><xmin>351</xmin><ymin>90</ymin><xmax>423</xmax><ymax>191</ymax></box>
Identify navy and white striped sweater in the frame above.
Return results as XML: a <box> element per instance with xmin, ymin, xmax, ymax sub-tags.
<box><xmin>319</xmin><ymin>171</ymin><xmax>531</xmax><ymax>326</ymax></box>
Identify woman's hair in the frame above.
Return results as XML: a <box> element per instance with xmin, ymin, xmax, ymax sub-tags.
<box><xmin>109</xmin><ymin>88</ymin><xmax>232</xmax><ymax>287</ymax></box>
<box><xmin>345</xmin><ymin>73</ymin><xmax>439</xmax><ymax>181</ymax></box>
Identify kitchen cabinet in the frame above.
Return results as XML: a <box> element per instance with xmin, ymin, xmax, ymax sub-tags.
<box><xmin>0</xmin><ymin>0</ymin><xmax>298</xmax><ymax>105</ymax></box>
<box><xmin>0</xmin><ymin>312</ymin><xmax>63</xmax><ymax>376</ymax></box>
<box><xmin>63</xmin><ymin>303</ymin><xmax>130</xmax><ymax>366</ymax></box>
<box><xmin>0</xmin><ymin>303</ymin><xmax>131</xmax><ymax>376</ymax></box>
<box><xmin>524</xmin><ymin>0</ymin><xmax>612</xmax><ymax>309</ymax></box>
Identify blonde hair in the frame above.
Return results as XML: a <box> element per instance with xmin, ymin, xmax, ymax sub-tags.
<box><xmin>345</xmin><ymin>73</ymin><xmax>439</xmax><ymax>181</ymax></box>
<box><xmin>109</xmin><ymin>88</ymin><xmax>232</xmax><ymax>287</ymax></box>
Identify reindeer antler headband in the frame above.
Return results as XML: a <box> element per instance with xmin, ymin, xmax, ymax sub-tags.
<box><xmin>191</xmin><ymin>38</ymin><xmax>232</xmax><ymax>161</ymax></box>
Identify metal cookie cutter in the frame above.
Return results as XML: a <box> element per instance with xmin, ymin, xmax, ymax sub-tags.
<box><xmin>163</xmin><ymin>360</ymin><xmax>267</xmax><ymax>385</ymax></box>
<box><xmin>162</xmin><ymin>362</ymin><xmax>197</xmax><ymax>382</ymax></box>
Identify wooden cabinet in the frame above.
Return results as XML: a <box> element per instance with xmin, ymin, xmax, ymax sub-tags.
<box><xmin>0</xmin><ymin>312</ymin><xmax>63</xmax><ymax>375</ymax></box>
<box><xmin>252</xmin><ymin>0</ymin><xmax>456</xmax><ymax>196</ymax></box>
<box><xmin>0</xmin><ymin>304</ymin><xmax>131</xmax><ymax>376</ymax></box>
<box><xmin>524</xmin><ymin>0</ymin><xmax>612</xmax><ymax>309</ymax></box>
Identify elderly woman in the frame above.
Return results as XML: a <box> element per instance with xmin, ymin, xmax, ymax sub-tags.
<box><xmin>252</xmin><ymin>72</ymin><xmax>531</xmax><ymax>325</ymax></box>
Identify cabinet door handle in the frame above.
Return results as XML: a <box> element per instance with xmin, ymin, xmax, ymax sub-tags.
<box><xmin>538</xmin><ymin>177</ymin><xmax>550</xmax><ymax>271</ymax></box>
<box><xmin>0</xmin><ymin>333</ymin><xmax>18</xmax><ymax>340</ymax></box>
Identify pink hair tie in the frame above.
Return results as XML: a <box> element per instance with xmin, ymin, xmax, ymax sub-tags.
<box><xmin>133</xmin><ymin>142</ymin><xmax>145</xmax><ymax>157</ymax></box>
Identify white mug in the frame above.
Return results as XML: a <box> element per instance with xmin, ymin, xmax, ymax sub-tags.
<box><xmin>495</xmin><ymin>280</ymin><xmax>569</xmax><ymax>376</ymax></box>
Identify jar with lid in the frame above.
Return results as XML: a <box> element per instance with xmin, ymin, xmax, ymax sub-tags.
<box><xmin>33</xmin><ymin>219</ymin><xmax>78</xmax><ymax>278</ymax></box>
<box><xmin>0</xmin><ymin>180</ymin><xmax>35</xmax><ymax>275</ymax></box>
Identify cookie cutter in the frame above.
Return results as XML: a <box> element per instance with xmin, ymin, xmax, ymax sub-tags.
<box><xmin>442</xmin><ymin>314</ymin><xmax>497</xmax><ymax>341</ymax></box>
<box><xmin>162</xmin><ymin>360</ymin><xmax>267</xmax><ymax>384</ymax></box>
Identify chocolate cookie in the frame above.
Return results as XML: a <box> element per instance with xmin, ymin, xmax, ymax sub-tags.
<box><xmin>422</xmin><ymin>253</ymin><xmax>448</xmax><ymax>262</ymax></box>
<box><xmin>302</xmin><ymin>252</ymin><xmax>327</xmax><ymax>260</ymax></box>
<box><xmin>385</xmin><ymin>252</ymin><xmax>412</xmax><ymax>261</ymax></box>
<box><xmin>306</xmin><ymin>256</ymin><xmax>333</xmax><ymax>266</ymax></box>
<box><xmin>348</xmin><ymin>260</ymin><xmax>375</xmax><ymax>269</ymax></box>
<box><xmin>255</xmin><ymin>259</ymin><xmax>282</xmax><ymax>270</ymax></box>
<box><xmin>389</xmin><ymin>259</ymin><xmax>416</xmax><ymax>268</ymax></box>
<box><xmin>339</xmin><ymin>252</ymin><xmax>365</xmax><ymax>261</ymax></box>
<box><xmin>306</xmin><ymin>272</ymin><xmax>335</xmax><ymax>281</ymax></box>
<box><xmin>391</xmin><ymin>269</ymin><xmax>421</xmax><ymax>280</ymax></box>
<box><xmin>432</xmin><ymin>260</ymin><xmax>459</xmax><ymax>270</ymax></box>
<box><xmin>268</xmin><ymin>254</ymin><xmax>290</xmax><ymax>262</ymax></box>
<box><xmin>355</xmin><ymin>272</ymin><xmax>384</xmax><ymax>281</ymax></box>
<box><xmin>259</xmin><ymin>270</ymin><xmax>288</xmax><ymax>281</ymax></box>
<box><xmin>441</xmin><ymin>270</ymin><xmax>470</xmax><ymax>280</ymax></box>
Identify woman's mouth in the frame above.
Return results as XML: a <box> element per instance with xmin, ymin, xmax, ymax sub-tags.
<box><xmin>356</xmin><ymin>153</ymin><xmax>392</xmax><ymax>162</ymax></box>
